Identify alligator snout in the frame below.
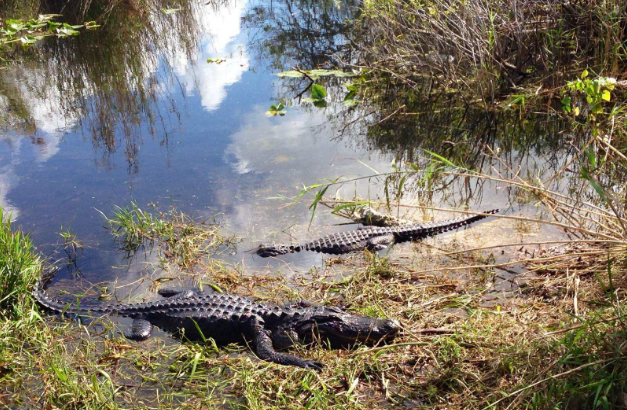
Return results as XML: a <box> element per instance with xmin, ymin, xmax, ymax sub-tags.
<box><xmin>370</xmin><ymin>318</ymin><xmax>401</xmax><ymax>342</ymax></box>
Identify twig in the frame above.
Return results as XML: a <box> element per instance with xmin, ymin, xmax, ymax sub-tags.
<box><xmin>538</xmin><ymin>314</ymin><xmax>627</xmax><ymax>338</ymax></box>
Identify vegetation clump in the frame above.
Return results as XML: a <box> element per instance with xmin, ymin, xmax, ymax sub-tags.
<box><xmin>101</xmin><ymin>202</ymin><xmax>235</xmax><ymax>270</ymax></box>
<box><xmin>355</xmin><ymin>0</ymin><xmax>626</xmax><ymax>104</ymax></box>
<box><xmin>0</xmin><ymin>208</ymin><xmax>41</xmax><ymax>319</ymax></box>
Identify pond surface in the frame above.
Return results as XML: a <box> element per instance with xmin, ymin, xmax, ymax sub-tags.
<box><xmin>0</xmin><ymin>0</ymin><xmax>572</xmax><ymax>298</ymax></box>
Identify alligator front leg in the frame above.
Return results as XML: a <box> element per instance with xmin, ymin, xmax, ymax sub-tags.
<box><xmin>248</xmin><ymin>318</ymin><xmax>323</xmax><ymax>370</ymax></box>
<box><xmin>366</xmin><ymin>233</ymin><xmax>395</xmax><ymax>251</ymax></box>
<box><xmin>124</xmin><ymin>318</ymin><xmax>153</xmax><ymax>341</ymax></box>
<box><xmin>271</xmin><ymin>326</ymin><xmax>300</xmax><ymax>350</ymax></box>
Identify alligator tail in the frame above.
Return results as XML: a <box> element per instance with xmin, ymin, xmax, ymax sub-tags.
<box><xmin>32</xmin><ymin>270</ymin><xmax>114</xmax><ymax>315</ymax></box>
<box><xmin>394</xmin><ymin>209</ymin><xmax>499</xmax><ymax>243</ymax></box>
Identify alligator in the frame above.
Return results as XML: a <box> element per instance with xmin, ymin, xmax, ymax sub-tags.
<box><xmin>257</xmin><ymin>209</ymin><xmax>499</xmax><ymax>257</ymax></box>
<box><xmin>33</xmin><ymin>274</ymin><xmax>400</xmax><ymax>370</ymax></box>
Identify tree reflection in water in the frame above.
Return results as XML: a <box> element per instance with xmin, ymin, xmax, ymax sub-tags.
<box><xmin>0</xmin><ymin>0</ymin><xmax>211</xmax><ymax>172</ymax></box>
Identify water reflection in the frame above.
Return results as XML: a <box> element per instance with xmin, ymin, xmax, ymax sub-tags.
<box><xmin>0</xmin><ymin>0</ymin><xmax>215</xmax><ymax>172</ymax></box>
<box><xmin>220</xmin><ymin>105</ymin><xmax>398</xmax><ymax>270</ymax></box>
<box><xmin>243</xmin><ymin>0</ymin><xmax>358</xmax><ymax>70</ymax></box>
<box><xmin>0</xmin><ymin>0</ymin><xmax>377</xmax><ymax>282</ymax></box>
<box><xmin>0</xmin><ymin>0</ymin><xmax>591</xmax><ymax>295</ymax></box>
<box><xmin>174</xmin><ymin>1</ymin><xmax>250</xmax><ymax>112</ymax></box>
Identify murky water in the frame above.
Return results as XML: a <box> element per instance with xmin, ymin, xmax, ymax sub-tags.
<box><xmin>0</xmin><ymin>0</ymin><xmax>573</xmax><ymax>298</ymax></box>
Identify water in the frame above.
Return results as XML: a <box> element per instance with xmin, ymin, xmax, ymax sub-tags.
<box><xmin>0</xmin><ymin>0</ymin><xmax>573</xmax><ymax>298</ymax></box>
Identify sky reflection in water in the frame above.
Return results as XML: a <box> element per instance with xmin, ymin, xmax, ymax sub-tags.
<box><xmin>0</xmin><ymin>0</ymin><xmax>559</xmax><ymax>292</ymax></box>
<box><xmin>0</xmin><ymin>0</ymin><xmax>400</xmax><ymax>285</ymax></box>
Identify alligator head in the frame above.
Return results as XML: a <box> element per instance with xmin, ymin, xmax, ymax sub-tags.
<box><xmin>296</xmin><ymin>306</ymin><xmax>400</xmax><ymax>348</ymax></box>
<box><xmin>256</xmin><ymin>243</ymin><xmax>292</xmax><ymax>257</ymax></box>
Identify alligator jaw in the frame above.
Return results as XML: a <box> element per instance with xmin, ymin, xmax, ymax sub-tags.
<box><xmin>299</xmin><ymin>313</ymin><xmax>401</xmax><ymax>348</ymax></box>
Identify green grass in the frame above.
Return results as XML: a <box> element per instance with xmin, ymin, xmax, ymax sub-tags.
<box><xmin>0</xmin><ymin>208</ymin><xmax>41</xmax><ymax>318</ymax></box>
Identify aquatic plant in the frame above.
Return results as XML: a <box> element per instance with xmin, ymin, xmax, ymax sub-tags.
<box><xmin>100</xmin><ymin>202</ymin><xmax>234</xmax><ymax>269</ymax></box>
<box><xmin>0</xmin><ymin>14</ymin><xmax>97</xmax><ymax>50</ymax></box>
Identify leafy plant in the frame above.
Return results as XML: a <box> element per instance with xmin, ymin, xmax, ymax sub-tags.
<box><xmin>99</xmin><ymin>202</ymin><xmax>231</xmax><ymax>269</ymax></box>
<box><xmin>561</xmin><ymin>70</ymin><xmax>617</xmax><ymax>120</ymax></box>
<box><xmin>59</xmin><ymin>225</ymin><xmax>83</xmax><ymax>264</ymax></box>
<box><xmin>0</xmin><ymin>208</ymin><xmax>41</xmax><ymax>318</ymax></box>
<box><xmin>0</xmin><ymin>14</ymin><xmax>98</xmax><ymax>50</ymax></box>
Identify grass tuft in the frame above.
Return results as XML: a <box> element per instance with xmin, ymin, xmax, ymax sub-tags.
<box><xmin>0</xmin><ymin>207</ymin><xmax>41</xmax><ymax>318</ymax></box>
<box><xmin>101</xmin><ymin>202</ymin><xmax>235</xmax><ymax>270</ymax></box>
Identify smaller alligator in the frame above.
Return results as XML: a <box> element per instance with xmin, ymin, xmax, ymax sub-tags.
<box><xmin>257</xmin><ymin>209</ymin><xmax>499</xmax><ymax>257</ymax></box>
<box><xmin>33</xmin><ymin>272</ymin><xmax>399</xmax><ymax>370</ymax></box>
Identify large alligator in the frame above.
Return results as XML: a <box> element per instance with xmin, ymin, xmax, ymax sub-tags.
<box><xmin>257</xmin><ymin>209</ymin><xmax>499</xmax><ymax>257</ymax></box>
<box><xmin>33</xmin><ymin>274</ymin><xmax>399</xmax><ymax>370</ymax></box>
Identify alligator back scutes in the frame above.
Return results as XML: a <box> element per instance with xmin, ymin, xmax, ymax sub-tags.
<box><xmin>33</xmin><ymin>286</ymin><xmax>275</xmax><ymax>318</ymax></box>
<box><xmin>256</xmin><ymin>209</ymin><xmax>499</xmax><ymax>257</ymax></box>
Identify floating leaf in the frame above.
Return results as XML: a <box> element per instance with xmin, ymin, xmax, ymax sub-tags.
<box><xmin>162</xmin><ymin>8</ymin><xmax>182</xmax><ymax>14</ymax></box>
<box><xmin>47</xmin><ymin>20</ymin><xmax>62</xmax><ymax>30</ymax></box>
<box><xmin>266</xmin><ymin>103</ymin><xmax>286</xmax><ymax>117</ymax></box>
<box><xmin>19</xmin><ymin>36</ymin><xmax>36</xmax><ymax>45</ymax></box>
<box><xmin>207</xmin><ymin>58</ymin><xmax>226</xmax><ymax>64</ymax></box>
<box><xmin>277</xmin><ymin>70</ymin><xmax>305</xmax><ymax>78</ymax></box>
<box><xmin>6</xmin><ymin>20</ymin><xmax>25</xmax><ymax>31</ymax></box>
<box><xmin>277</xmin><ymin>69</ymin><xmax>355</xmax><ymax>80</ymax></box>
<box><xmin>308</xmin><ymin>69</ymin><xmax>355</xmax><ymax>78</ymax></box>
